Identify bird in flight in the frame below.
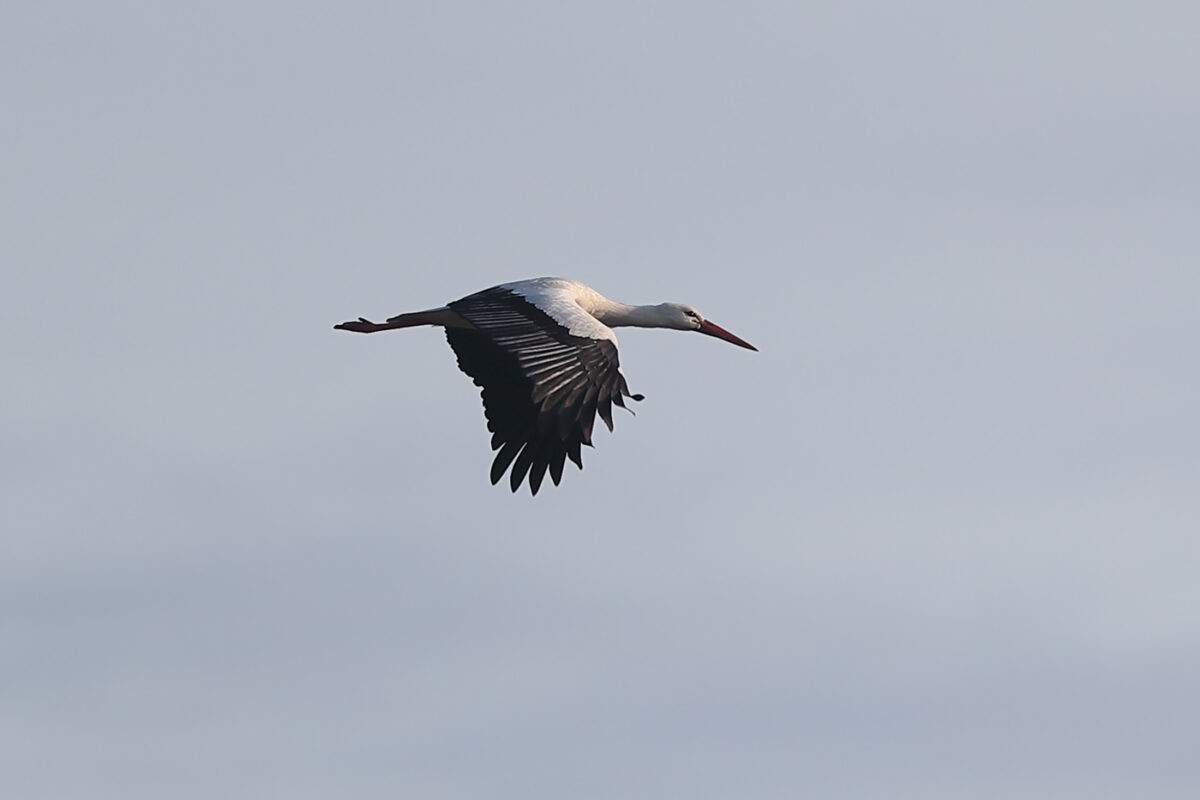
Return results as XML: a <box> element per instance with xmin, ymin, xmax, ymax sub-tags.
<box><xmin>335</xmin><ymin>277</ymin><xmax>756</xmax><ymax>494</ymax></box>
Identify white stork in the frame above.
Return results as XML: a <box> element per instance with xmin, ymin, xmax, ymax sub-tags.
<box><xmin>335</xmin><ymin>277</ymin><xmax>756</xmax><ymax>494</ymax></box>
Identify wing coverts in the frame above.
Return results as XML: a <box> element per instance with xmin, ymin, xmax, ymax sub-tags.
<box><xmin>445</xmin><ymin>286</ymin><xmax>643</xmax><ymax>494</ymax></box>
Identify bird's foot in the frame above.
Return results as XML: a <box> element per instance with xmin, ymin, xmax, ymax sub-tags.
<box><xmin>334</xmin><ymin>317</ymin><xmax>388</xmax><ymax>333</ymax></box>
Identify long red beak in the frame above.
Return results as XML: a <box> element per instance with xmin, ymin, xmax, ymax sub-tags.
<box><xmin>697</xmin><ymin>320</ymin><xmax>758</xmax><ymax>351</ymax></box>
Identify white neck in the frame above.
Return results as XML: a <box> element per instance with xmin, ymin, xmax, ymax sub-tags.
<box><xmin>591</xmin><ymin>301</ymin><xmax>678</xmax><ymax>329</ymax></box>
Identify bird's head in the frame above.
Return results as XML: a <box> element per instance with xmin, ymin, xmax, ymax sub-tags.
<box><xmin>656</xmin><ymin>303</ymin><xmax>758</xmax><ymax>351</ymax></box>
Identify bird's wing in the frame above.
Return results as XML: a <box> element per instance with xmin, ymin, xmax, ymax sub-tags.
<box><xmin>445</xmin><ymin>286</ymin><xmax>643</xmax><ymax>495</ymax></box>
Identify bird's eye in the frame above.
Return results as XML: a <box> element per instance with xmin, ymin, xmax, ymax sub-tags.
<box><xmin>685</xmin><ymin>310</ymin><xmax>699</xmax><ymax>319</ymax></box>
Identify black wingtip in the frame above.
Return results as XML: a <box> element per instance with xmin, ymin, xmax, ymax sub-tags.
<box><xmin>631</xmin><ymin>393</ymin><xmax>645</xmax><ymax>402</ymax></box>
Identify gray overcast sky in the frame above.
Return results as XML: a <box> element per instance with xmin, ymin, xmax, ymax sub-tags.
<box><xmin>4</xmin><ymin>2</ymin><xmax>1199</xmax><ymax>798</ymax></box>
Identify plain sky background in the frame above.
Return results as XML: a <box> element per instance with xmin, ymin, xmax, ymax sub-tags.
<box><xmin>4</xmin><ymin>2</ymin><xmax>1199</xmax><ymax>798</ymax></box>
